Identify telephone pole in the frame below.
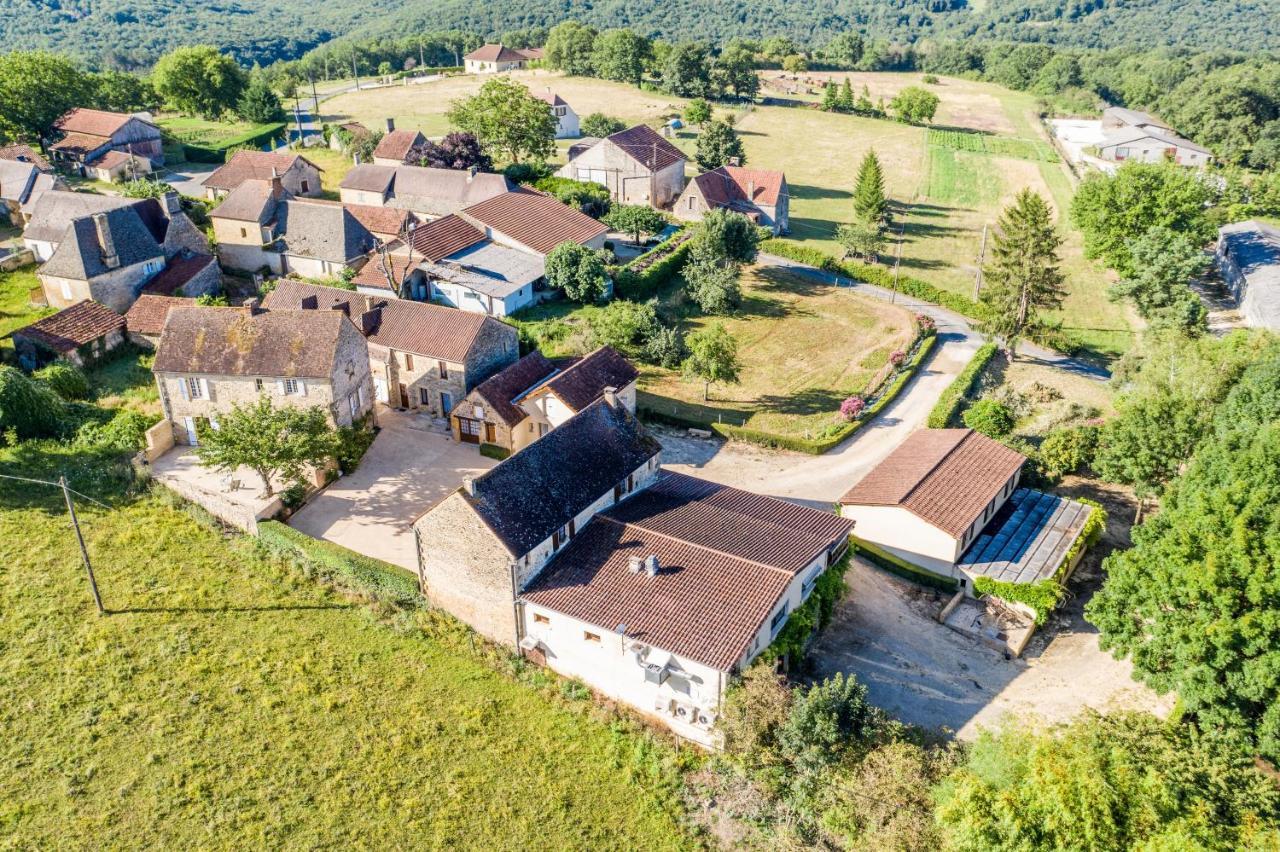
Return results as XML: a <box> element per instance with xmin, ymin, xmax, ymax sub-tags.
<box><xmin>61</xmin><ymin>476</ymin><xmax>104</xmax><ymax>615</ymax></box>
<box><xmin>974</xmin><ymin>223</ymin><xmax>988</xmax><ymax>300</ymax></box>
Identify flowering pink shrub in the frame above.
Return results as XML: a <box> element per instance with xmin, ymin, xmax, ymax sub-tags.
<box><xmin>840</xmin><ymin>395</ymin><xmax>866</xmax><ymax>421</ymax></box>
<box><xmin>889</xmin><ymin>349</ymin><xmax>906</xmax><ymax>367</ymax></box>
<box><xmin>915</xmin><ymin>313</ymin><xmax>936</xmax><ymax>334</ymax></box>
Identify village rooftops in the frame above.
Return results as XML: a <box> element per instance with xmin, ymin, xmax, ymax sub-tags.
<box><xmin>208</xmin><ymin>178</ymin><xmax>284</xmax><ymax>223</ymax></box>
<box><xmin>467</xmin><ymin>351</ymin><xmax>558</xmax><ymax>426</ymax></box>
<box><xmin>154</xmin><ymin>304</ymin><xmax>351</xmax><ymax>379</ymax></box>
<box><xmin>690</xmin><ymin>165</ymin><xmax>786</xmax><ymax>209</ymax></box>
<box><xmin>407</xmin><ymin>213</ymin><xmax>486</xmax><ymax>260</ymax></box>
<box><xmin>124</xmin><ymin>293</ymin><xmax>192</xmax><ymax>337</ymax></box>
<box><xmin>461</xmin><ymin>190</ymin><xmax>608</xmax><ymax>255</ymax></box>
<box><xmin>0</xmin><ymin>143</ymin><xmax>51</xmax><ymax>171</ymax></box>
<box><xmin>520</xmin><ymin>345</ymin><xmax>638</xmax><ymax>412</ymax></box>
<box><xmin>275</xmin><ymin>199</ymin><xmax>375</xmax><ymax>264</ymax></box>
<box><xmin>261</xmin><ymin>278</ymin><xmax>506</xmax><ymax>362</ymax></box>
<box><xmin>458</xmin><ymin>396</ymin><xmax>662</xmax><ymax>556</ymax></box>
<box><xmin>533</xmin><ymin>91</ymin><xmax>569</xmax><ymax>107</ymax></box>
<box><xmin>54</xmin><ymin>107</ymin><xmax>152</xmax><ymax>138</ymax></box>
<box><xmin>421</xmin><ymin>240</ymin><xmax>545</xmax><ymax>298</ymax></box>
<box><xmin>372</xmin><ymin>129</ymin><xmax>426</xmax><ymax>163</ymax></box>
<box><xmin>202</xmin><ymin>151</ymin><xmax>320</xmax><ymax>192</ymax></box>
<box><xmin>958</xmin><ymin>488</ymin><xmax>1094</xmax><ymax>585</ymax></box>
<box><xmin>1103</xmin><ymin>106</ymin><xmax>1172</xmax><ymax>131</ymax></box>
<box><xmin>343</xmin><ymin>203</ymin><xmax>415</xmax><ymax>238</ymax></box>
<box><xmin>9</xmin><ymin>300</ymin><xmax>125</xmax><ymax>353</ymax></box>
<box><xmin>0</xmin><ymin>160</ymin><xmax>37</xmax><ymax>203</ymax></box>
<box><xmin>350</xmin><ymin>251</ymin><xmax>419</xmax><ymax>292</ymax></box>
<box><xmin>41</xmin><ymin>206</ymin><xmax>163</xmax><ymax>280</ymax></box>
<box><xmin>603</xmin><ymin>125</ymin><xmax>685</xmax><ymax>171</ymax></box>
<box><xmin>1100</xmin><ymin>124</ymin><xmax>1212</xmax><ymax>155</ymax></box>
<box><xmin>140</xmin><ymin>253</ymin><xmax>217</xmax><ymax>296</ymax></box>
<box><xmin>522</xmin><ymin>471</ymin><xmax>854</xmax><ymax>670</ymax></box>
<box><xmin>49</xmin><ymin>133</ymin><xmax>111</xmax><ymax>157</ymax></box>
<box><xmin>339</xmin><ymin>164</ymin><xmax>515</xmax><ymax>210</ymax></box>
<box><xmin>839</xmin><ymin>428</ymin><xmax>1026</xmax><ymax>539</ymax></box>
<box><xmin>22</xmin><ymin>190</ymin><xmax>139</xmax><ymax>243</ymax></box>
<box><xmin>464</xmin><ymin>44</ymin><xmax>530</xmax><ymax>63</ymax></box>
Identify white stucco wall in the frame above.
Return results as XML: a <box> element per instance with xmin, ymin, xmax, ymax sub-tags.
<box><xmin>840</xmin><ymin>505</ymin><xmax>962</xmax><ymax>577</ymax></box>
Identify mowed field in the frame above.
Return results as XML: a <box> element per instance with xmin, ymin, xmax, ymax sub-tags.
<box><xmin>0</xmin><ymin>484</ymin><xmax>695</xmax><ymax>848</ymax></box>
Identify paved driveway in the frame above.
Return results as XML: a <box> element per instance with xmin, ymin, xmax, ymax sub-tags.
<box><xmin>157</xmin><ymin>162</ymin><xmax>220</xmax><ymax>199</ymax></box>
<box><xmin>288</xmin><ymin>407</ymin><xmax>496</xmax><ymax>569</ymax></box>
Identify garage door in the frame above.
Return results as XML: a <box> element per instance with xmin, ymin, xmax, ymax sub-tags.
<box><xmin>458</xmin><ymin>418</ymin><xmax>481</xmax><ymax>444</ymax></box>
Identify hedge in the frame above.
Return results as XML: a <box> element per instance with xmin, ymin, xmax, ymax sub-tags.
<box><xmin>926</xmin><ymin>341</ymin><xmax>999</xmax><ymax>428</ymax></box>
<box><xmin>177</xmin><ymin>122</ymin><xmax>288</xmax><ymax>163</ymax></box>
<box><xmin>257</xmin><ymin>520</ymin><xmax>421</xmax><ymax>606</ymax></box>
<box><xmin>852</xmin><ymin>537</ymin><xmax>959</xmax><ymax>592</ymax></box>
<box><xmin>612</xmin><ymin>232</ymin><xmax>693</xmax><ymax>300</ymax></box>
<box><xmin>639</xmin><ymin>334</ymin><xmax>936</xmax><ymax>454</ymax></box>
<box><xmin>759</xmin><ymin>239</ymin><xmax>1081</xmax><ymax>354</ymax></box>
<box><xmin>479</xmin><ymin>443</ymin><xmax>510</xmax><ymax>461</ymax></box>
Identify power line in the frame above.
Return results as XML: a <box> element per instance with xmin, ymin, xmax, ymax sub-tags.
<box><xmin>0</xmin><ymin>472</ymin><xmax>106</xmax><ymax>613</ymax></box>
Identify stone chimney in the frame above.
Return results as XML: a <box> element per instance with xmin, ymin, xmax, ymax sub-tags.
<box><xmin>644</xmin><ymin>554</ymin><xmax>660</xmax><ymax>577</ymax></box>
<box><xmin>92</xmin><ymin>213</ymin><xmax>119</xmax><ymax>270</ymax></box>
<box><xmin>728</xmin><ymin>156</ymin><xmax>741</xmax><ymax>167</ymax></box>
<box><xmin>329</xmin><ymin>302</ymin><xmax>350</xmax><ymax>316</ymax></box>
<box><xmin>462</xmin><ymin>476</ymin><xmax>476</xmax><ymax>496</ymax></box>
<box><xmin>300</xmin><ymin>294</ymin><xmax>318</xmax><ymax>310</ymax></box>
<box><xmin>746</xmin><ymin>179</ymin><xmax>755</xmax><ymax>200</ymax></box>
<box><xmin>358</xmin><ymin>306</ymin><xmax>382</xmax><ymax>336</ymax></box>
<box><xmin>244</xmin><ymin>297</ymin><xmax>263</xmax><ymax>315</ymax></box>
<box><xmin>467</xmin><ymin>165</ymin><xmax>478</xmax><ymax>182</ymax></box>
<box><xmin>385</xmin><ymin>117</ymin><xmax>395</xmax><ymax>133</ymax></box>
<box><xmin>602</xmin><ymin>385</ymin><xmax>618</xmax><ymax>409</ymax></box>
<box><xmin>270</xmin><ymin>165</ymin><xmax>280</xmax><ymax>179</ymax></box>
<box><xmin>270</xmin><ymin>175</ymin><xmax>284</xmax><ymax>199</ymax></box>
<box><xmin>163</xmin><ymin>190</ymin><xmax>181</xmax><ymax>215</ymax></box>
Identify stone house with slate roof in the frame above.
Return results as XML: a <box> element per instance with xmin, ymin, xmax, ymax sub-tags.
<box><xmin>338</xmin><ymin>164</ymin><xmax>515</xmax><ymax>217</ymax></box>
<box><xmin>413</xmin><ymin>402</ymin><xmax>853</xmax><ymax>746</ymax></box>
<box><xmin>153</xmin><ymin>302</ymin><xmax>374</xmax><ymax>446</ymax></box>
<box><xmin>556</xmin><ymin>124</ymin><xmax>686</xmax><ymax>208</ymax></box>
<box><xmin>9</xmin><ymin>300</ymin><xmax>126</xmax><ymax>369</ymax></box>
<box><xmin>261</xmin><ymin>279</ymin><xmax>517</xmax><ymax>417</ymax></box>
<box><xmin>450</xmin><ymin>345</ymin><xmax>638</xmax><ymax>453</ymax></box>
<box><xmin>839</xmin><ymin>428</ymin><xmax>1094</xmax><ymax>594</ymax></box>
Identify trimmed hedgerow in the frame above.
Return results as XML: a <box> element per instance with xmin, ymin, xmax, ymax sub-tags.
<box><xmin>479</xmin><ymin>442</ymin><xmax>510</xmax><ymax>461</ymax></box>
<box><xmin>257</xmin><ymin>520</ymin><xmax>421</xmax><ymax>606</ymax></box>
<box><xmin>927</xmin><ymin>341</ymin><xmax>999</xmax><ymax>429</ymax></box>
<box><xmin>611</xmin><ymin>231</ymin><xmax>693</xmax><ymax>300</ymax></box>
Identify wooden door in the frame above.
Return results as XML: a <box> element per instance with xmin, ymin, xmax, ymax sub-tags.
<box><xmin>458</xmin><ymin>418</ymin><xmax>481</xmax><ymax>444</ymax></box>
<box><xmin>484</xmin><ymin>422</ymin><xmax>496</xmax><ymax>443</ymax></box>
<box><xmin>399</xmin><ymin>383</ymin><xmax>409</xmax><ymax>408</ymax></box>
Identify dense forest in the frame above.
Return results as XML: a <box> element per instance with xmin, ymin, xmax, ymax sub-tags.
<box><xmin>1</xmin><ymin>0</ymin><xmax>1278</xmax><ymax>69</ymax></box>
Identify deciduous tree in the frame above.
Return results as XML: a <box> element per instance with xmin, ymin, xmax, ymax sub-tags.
<box><xmin>192</xmin><ymin>397</ymin><xmax>340</xmax><ymax>496</ymax></box>
<box><xmin>682</xmin><ymin>322</ymin><xmax>740</xmax><ymax>400</ymax></box>
<box><xmin>695</xmin><ymin>119</ymin><xmax>746</xmax><ymax>171</ymax></box>
<box><xmin>1108</xmin><ymin>225</ymin><xmax>1208</xmax><ymax>333</ymax></box>
<box><xmin>602</xmin><ymin>204</ymin><xmax>666</xmax><ymax>244</ymax></box>
<box><xmin>544</xmin><ymin>21</ymin><xmax>598</xmax><ymax>76</ymax></box>
<box><xmin>0</xmin><ymin>51</ymin><xmax>91</xmax><ymax>142</ymax></box>
<box><xmin>683</xmin><ymin>98</ymin><xmax>712</xmax><ymax>126</ymax></box>
<box><xmin>690</xmin><ymin>208</ymin><xmax>760</xmax><ymax>263</ymax></box>
<box><xmin>890</xmin><ymin>85</ymin><xmax>940</xmax><ymax>123</ymax></box>
<box><xmin>544</xmin><ymin>242</ymin><xmax>607</xmax><ymax>303</ymax></box>
<box><xmin>662</xmin><ymin>42</ymin><xmax>712</xmax><ymax>98</ymax></box>
<box><xmin>579</xmin><ymin>112</ymin><xmax>625</xmax><ymax>138</ymax></box>
<box><xmin>410</xmin><ymin>131</ymin><xmax>492</xmax><ymax>171</ymax></box>
<box><xmin>712</xmin><ymin>41</ymin><xmax>759</xmax><ymax>100</ymax></box>
<box><xmin>978</xmin><ymin>189</ymin><xmax>1066</xmax><ymax>355</ymax></box>
<box><xmin>591</xmin><ymin>29</ymin><xmax>650</xmax><ymax>87</ymax></box>
<box><xmin>152</xmin><ymin>45</ymin><xmax>247</xmax><ymax>119</ymax></box>
<box><xmin>446</xmin><ymin>78</ymin><xmax>556</xmax><ymax>164</ymax></box>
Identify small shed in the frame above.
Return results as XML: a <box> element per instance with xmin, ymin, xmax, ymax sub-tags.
<box><xmin>87</xmin><ymin>150</ymin><xmax>154</xmax><ymax>183</ymax></box>
<box><xmin>9</xmin><ymin>299</ymin><xmax>126</xmax><ymax>369</ymax></box>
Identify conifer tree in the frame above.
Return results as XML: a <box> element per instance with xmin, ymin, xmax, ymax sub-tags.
<box><xmin>821</xmin><ymin>81</ymin><xmax>838</xmax><ymax>111</ymax></box>
<box><xmin>837</xmin><ymin>78</ymin><xmax>854</xmax><ymax>111</ymax></box>
<box><xmin>852</xmin><ymin>150</ymin><xmax>887</xmax><ymax>227</ymax></box>
<box><xmin>978</xmin><ymin>189</ymin><xmax>1066</xmax><ymax>356</ymax></box>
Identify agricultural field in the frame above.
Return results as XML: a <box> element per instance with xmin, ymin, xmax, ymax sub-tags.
<box><xmin>0</xmin><ymin>475</ymin><xmax>695</xmax><ymax>848</ymax></box>
<box><xmin>155</xmin><ymin>115</ymin><xmax>283</xmax><ymax>146</ymax></box>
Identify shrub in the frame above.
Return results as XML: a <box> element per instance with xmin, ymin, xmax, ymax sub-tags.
<box><xmin>34</xmin><ymin>363</ymin><xmax>90</xmax><ymax>400</ymax></box>
<box><xmin>853</xmin><ymin>538</ymin><xmax>959</xmax><ymax>592</ymax></box>
<box><xmin>534</xmin><ymin>176</ymin><xmax>611</xmax><ymax>217</ymax></box>
<box><xmin>1038</xmin><ymin>424</ymin><xmax>1100</xmax><ymax>481</ymax></box>
<box><xmin>927</xmin><ymin>342</ymin><xmax>999</xmax><ymax>428</ymax></box>
<box><xmin>923</xmin><ymin>74</ymin><xmax>940</xmax><ymax>84</ymax></box>
<box><xmin>479</xmin><ymin>443</ymin><xmax>510</xmax><ymax>461</ymax></box>
<box><xmin>777</xmin><ymin>673</ymin><xmax>887</xmax><ymax>772</ymax></box>
<box><xmin>73</xmin><ymin>409</ymin><xmax>151</xmax><ymax>453</ymax></box>
<box><xmin>839</xmin><ymin>396</ymin><xmax>865</xmax><ymax>421</ymax></box>
<box><xmin>279</xmin><ymin>480</ymin><xmax>308</xmax><ymax>510</ymax></box>
<box><xmin>0</xmin><ymin>366</ymin><xmax>65</xmax><ymax>441</ymax></box>
<box><xmin>643</xmin><ymin>325</ymin><xmax>686</xmax><ymax>368</ymax></box>
<box><xmin>762</xmin><ymin>551</ymin><xmax>852</xmax><ymax>670</ymax></box>
<box><xmin>257</xmin><ymin>521</ymin><xmax>420</xmax><ymax>606</ymax></box>
<box><xmin>580</xmin><ymin>112</ymin><xmax>626</xmax><ymax>137</ymax></box>
<box><xmin>613</xmin><ymin>233</ymin><xmax>694</xmax><ymax>299</ymax></box>
<box><xmin>336</xmin><ymin>420</ymin><xmax>376</xmax><ymax>473</ymax></box>
<box><xmin>962</xmin><ymin>398</ymin><xmax>1015</xmax><ymax>437</ymax></box>
<box><xmin>502</xmin><ymin>161</ymin><xmax>553</xmax><ymax>184</ymax></box>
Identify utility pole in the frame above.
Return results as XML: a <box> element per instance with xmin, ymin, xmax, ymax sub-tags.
<box><xmin>974</xmin><ymin>223</ymin><xmax>988</xmax><ymax>300</ymax></box>
<box><xmin>891</xmin><ymin>219</ymin><xmax>906</xmax><ymax>304</ymax></box>
<box><xmin>60</xmin><ymin>476</ymin><xmax>103</xmax><ymax>615</ymax></box>
<box><xmin>419</xmin><ymin>40</ymin><xmax>425</xmax><ymax>71</ymax></box>
<box><xmin>352</xmin><ymin>49</ymin><xmax>361</xmax><ymax>91</ymax></box>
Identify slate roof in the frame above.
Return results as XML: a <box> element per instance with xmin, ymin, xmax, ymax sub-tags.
<box><xmin>465</xmin><ymin>44</ymin><xmax>529</xmax><ymax>63</ymax></box>
<box><xmin>141</xmin><ymin>253</ymin><xmax>217</xmax><ymax>296</ymax></box>
<box><xmin>1099</xmin><ymin>125</ymin><xmax>1211</xmax><ymax>156</ymax></box>
<box><xmin>469</xmin><ymin>351</ymin><xmax>558</xmax><ymax>426</ymax></box>
<box><xmin>54</xmin><ymin>108</ymin><xmax>150</xmax><ymax>138</ymax></box>
<box><xmin>408</xmin><ymin>213</ymin><xmax>486</xmax><ymax>260</ymax></box>
<box><xmin>208</xmin><ymin>178</ymin><xmax>281</xmax><ymax>223</ymax></box>
<box><xmin>0</xmin><ymin>160</ymin><xmax>37</xmax><ymax>203</ymax></box>
<box><xmin>338</xmin><ymin>164</ymin><xmax>396</xmax><ymax>193</ymax></box>
<box><xmin>522</xmin><ymin>471</ymin><xmax>853</xmax><ymax>670</ymax></box>
<box><xmin>460</xmin><ymin>398</ymin><xmax>662</xmax><ymax>556</ymax></box>
<box><xmin>340</xmin><ymin>165</ymin><xmax>514</xmax><ymax>214</ymax></box>
<box><xmin>344</xmin><ymin>203</ymin><xmax>415</xmax><ymax>237</ymax></box>
<box><xmin>22</xmin><ymin>191</ymin><xmax>139</xmax><ymax>244</ymax></box>
<box><xmin>691</xmin><ymin>165</ymin><xmax>786</xmax><ymax>208</ymax></box>
<box><xmin>276</xmin><ymin>200</ymin><xmax>375</xmax><ymax>264</ymax></box>
<box><xmin>19</xmin><ymin>174</ymin><xmax>61</xmax><ymax>216</ymax></box>
<box><xmin>11</xmin><ymin>300</ymin><xmax>125</xmax><ymax>353</ymax></box>
<box><xmin>462</xmin><ymin>190</ymin><xmax>607</xmax><ymax>255</ymax></box>
<box><xmin>40</xmin><ymin>207</ymin><xmax>163</xmax><ymax>281</ymax></box>
<box><xmin>262</xmin><ymin>278</ymin><xmax>506</xmax><ymax>362</ymax></box>
<box><xmin>605</xmin><ymin>125</ymin><xmax>686</xmax><ymax>171</ymax></box>
<box><xmin>203</xmin><ymin>151</ymin><xmax>319</xmax><ymax>192</ymax></box>
<box><xmin>839</xmin><ymin>428</ymin><xmax>1026</xmax><ymax>538</ymax></box>
<box><xmin>0</xmin><ymin>144</ymin><xmax>51</xmax><ymax>171</ymax></box>
<box><xmin>1103</xmin><ymin>106</ymin><xmax>1171</xmax><ymax>131</ymax></box>
<box><xmin>373</xmin><ymin>129</ymin><xmax>425</xmax><ymax>163</ymax></box>
<box><xmin>958</xmin><ymin>488</ymin><xmax>1093</xmax><ymax>585</ymax></box>
<box><xmin>1220</xmin><ymin>220</ymin><xmax>1280</xmax><ymax>328</ymax></box>
<box><xmin>154</xmin><ymin>305</ymin><xmax>349</xmax><ymax>379</ymax></box>
<box><xmin>124</xmin><ymin>294</ymin><xmax>193</xmax><ymax>336</ymax></box>
<box><xmin>523</xmin><ymin>346</ymin><xmax>638</xmax><ymax>412</ymax></box>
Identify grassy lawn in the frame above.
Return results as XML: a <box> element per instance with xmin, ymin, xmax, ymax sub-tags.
<box><xmin>969</xmin><ymin>355</ymin><xmax>1115</xmax><ymax>447</ymax></box>
<box><xmin>85</xmin><ymin>344</ymin><xmax>161</xmax><ymax>417</ymax></box>
<box><xmin>0</xmin><ymin>264</ymin><xmax>52</xmax><ymax>357</ymax></box>
<box><xmin>297</xmin><ymin>146</ymin><xmax>356</xmax><ymax>198</ymax></box>
<box><xmin>0</xmin><ymin>475</ymin><xmax>695</xmax><ymax>848</ymax></box>
<box><xmin>155</xmin><ymin>115</ymin><xmax>283</xmax><ymax>147</ymax></box>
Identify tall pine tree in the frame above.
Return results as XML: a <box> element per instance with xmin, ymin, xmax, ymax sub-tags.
<box><xmin>821</xmin><ymin>81</ymin><xmax>838</xmax><ymax>111</ymax></box>
<box><xmin>837</xmin><ymin>78</ymin><xmax>854</xmax><ymax>111</ymax></box>
<box><xmin>852</xmin><ymin>150</ymin><xmax>887</xmax><ymax>228</ymax></box>
<box><xmin>978</xmin><ymin>189</ymin><xmax>1066</xmax><ymax>355</ymax></box>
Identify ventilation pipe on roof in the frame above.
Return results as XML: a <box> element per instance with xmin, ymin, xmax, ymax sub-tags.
<box><xmin>644</xmin><ymin>555</ymin><xmax>660</xmax><ymax>577</ymax></box>
<box><xmin>628</xmin><ymin>555</ymin><xmax>643</xmax><ymax>574</ymax></box>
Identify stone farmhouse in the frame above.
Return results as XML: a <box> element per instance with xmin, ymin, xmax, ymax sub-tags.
<box><xmin>557</xmin><ymin>124</ymin><xmax>686</xmax><ymax>208</ymax></box>
<box><xmin>48</xmin><ymin>108</ymin><xmax>163</xmax><ymax>173</ymax></box>
<box><xmin>413</xmin><ymin>399</ymin><xmax>852</xmax><ymax>744</ymax></box>
<box><xmin>839</xmin><ymin>428</ymin><xmax>1095</xmax><ymax>594</ymax></box>
<box><xmin>27</xmin><ymin>191</ymin><xmax>214</xmax><ymax>312</ymax></box>
<box><xmin>463</xmin><ymin>44</ymin><xmax>538</xmax><ymax>73</ymax></box>
<box><xmin>1096</xmin><ymin>106</ymin><xmax>1212</xmax><ymax>167</ymax></box>
<box><xmin>261</xmin><ymin>279</ymin><xmax>518</xmax><ymax>418</ymax></box>
<box><xmin>1217</xmin><ymin>220</ymin><xmax>1280</xmax><ymax>331</ymax></box>
<box><xmin>674</xmin><ymin>165</ymin><xmax>790</xmax><ymax>234</ymax></box>
<box><xmin>451</xmin><ymin>345</ymin><xmax>638</xmax><ymax>453</ymax></box>
<box><xmin>8</xmin><ymin>299</ymin><xmax>126</xmax><ymax>370</ymax></box>
<box><xmin>371</xmin><ymin>121</ymin><xmax>427</xmax><ymax>166</ymax></box>
<box><xmin>152</xmin><ymin>301</ymin><xmax>375</xmax><ymax>446</ymax></box>
<box><xmin>202</xmin><ymin>151</ymin><xmax>323</xmax><ymax>200</ymax></box>
<box><xmin>338</xmin><ymin>164</ymin><xmax>514</xmax><ymax>217</ymax></box>
<box><xmin>533</xmin><ymin>90</ymin><xmax>580</xmax><ymax>139</ymax></box>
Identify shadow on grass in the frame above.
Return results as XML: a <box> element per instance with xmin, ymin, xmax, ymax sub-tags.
<box><xmin>110</xmin><ymin>603</ymin><xmax>355</xmax><ymax>615</ymax></box>
<box><xmin>753</xmin><ymin>387</ymin><xmax>845</xmax><ymax>417</ymax></box>
<box><xmin>790</xmin><ymin>183</ymin><xmax>854</xmax><ymax>202</ymax></box>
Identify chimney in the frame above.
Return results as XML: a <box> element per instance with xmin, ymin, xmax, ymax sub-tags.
<box><xmin>467</xmin><ymin>165</ymin><xmax>478</xmax><ymax>182</ymax></box>
<box><xmin>270</xmin><ymin>175</ymin><xmax>284</xmax><ymax>199</ymax></box>
<box><xmin>602</xmin><ymin>385</ymin><xmax>618</xmax><ymax>409</ymax></box>
<box><xmin>244</xmin><ymin>297</ymin><xmax>262</xmax><ymax>315</ymax></box>
<box><xmin>746</xmin><ymin>179</ymin><xmax>755</xmax><ymax>200</ymax></box>
<box><xmin>270</xmin><ymin>166</ymin><xmax>280</xmax><ymax>179</ymax></box>
<box><xmin>300</xmin><ymin>294</ymin><xmax>318</xmax><ymax>310</ymax></box>
<box><xmin>358</xmin><ymin>306</ymin><xmax>382</xmax><ymax>336</ymax></box>
<box><xmin>385</xmin><ymin>117</ymin><xmax>396</xmax><ymax>133</ymax></box>
<box><xmin>462</xmin><ymin>477</ymin><xmax>476</xmax><ymax>496</ymax></box>
<box><xmin>628</xmin><ymin>555</ymin><xmax>643</xmax><ymax>574</ymax></box>
<box><xmin>91</xmin><ymin>213</ymin><xmax>119</xmax><ymax>270</ymax></box>
<box><xmin>728</xmin><ymin>156</ymin><xmax>741</xmax><ymax>167</ymax></box>
<box><xmin>644</xmin><ymin>555</ymin><xmax>660</xmax><ymax>577</ymax></box>
<box><xmin>163</xmin><ymin>190</ymin><xmax>181</xmax><ymax>216</ymax></box>
<box><xmin>329</xmin><ymin>302</ymin><xmax>350</xmax><ymax>316</ymax></box>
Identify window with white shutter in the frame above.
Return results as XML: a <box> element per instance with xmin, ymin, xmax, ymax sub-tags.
<box><xmin>185</xmin><ymin>377</ymin><xmax>204</xmax><ymax>400</ymax></box>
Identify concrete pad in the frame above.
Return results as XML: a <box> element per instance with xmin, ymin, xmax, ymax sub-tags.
<box><xmin>287</xmin><ymin>406</ymin><xmax>497</xmax><ymax>570</ymax></box>
<box><xmin>151</xmin><ymin>447</ymin><xmax>281</xmax><ymax>532</ymax></box>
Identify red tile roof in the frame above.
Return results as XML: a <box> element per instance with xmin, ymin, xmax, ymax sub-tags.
<box><xmin>140</xmin><ymin>254</ymin><xmax>217</xmax><ymax>296</ymax></box>
<box><xmin>203</xmin><ymin>151</ymin><xmax>319</xmax><ymax>191</ymax></box>
<box><xmin>350</xmin><ymin>251</ymin><xmax>419</xmax><ymax>291</ymax></box>
<box><xmin>49</xmin><ymin>132</ymin><xmax>109</xmax><ymax>156</ymax></box>
<box><xmin>606</xmin><ymin>124</ymin><xmax>686</xmax><ymax>171</ymax></box>
<box><xmin>90</xmin><ymin>149</ymin><xmax>150</xmax><ymax>169</ymax></box>
<box><xmin>532</xmin><ymin>91</ymin><xmax>568</xmax><ymax>107</ymax></box>
<box><xmin>465</xmin><ymin>44</ymin><xmax>529</xmax><ymax>63</ymax></box>
<box><xmin>408</xmin><ymin>213</ymin><xmax>486</xmax><ymax>260</ymax></box>
<box><xmin>12</xmin><ymin>300</ymin><xmax>125</xmax><ymax>353</ymax></box>
<box><xmin>343</xmin><ymin>203</ymin><xmax>415</xmax><ymax>237</ymax></box>
<box><xmin>523</xmin><ymin>471</ymin><xmax>853</xmax><ymax>670</ymax></box>
<box><xmin>54</xmin><ymin>108</ymin><xmax>149</xmax><ymax>138</ymax></box>
<box><xmin>262</xmin><ymin>278</ymin><xmax>510</xmax><ymax>362</ymax></box>
<box><xmin>693</xmin><ymin>165</ymin><xmax>786</xmax><ymax>207</ymax></box>
<box><xmin>462</xmin><ymin>191</ymin><xmax>607</xmax><ymax>255</ymax></box>
<box><xmin>0</xmin><ymin>144</ymin><xmax>51</xmax><ymax>171</ymax></box>
<box><xmin>470</xmin><ymin>351</ymin><xmax>558</xmax><ymax>426</ymax></box>
<box><xmin>124</xmin><ymin>294</ymin><xmax>193</xmax><ymax>336</ymax></box>
<box><xmin>372</xmin><ymin>129</ymin><xmax>425</xmax><ymax>162</ymax></box>
<box><xmin>839</xmin><ymin>428</ymin><xmax>1027</xmax><ymax>538</ymax></box>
